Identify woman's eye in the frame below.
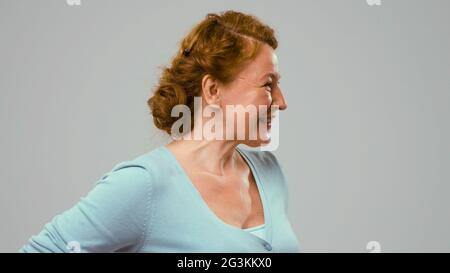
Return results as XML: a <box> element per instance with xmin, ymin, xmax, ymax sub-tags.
<box><xmin>263</xmin><ymin>82</ymin><xmax>272</xmax><ymax>91</ymax></box>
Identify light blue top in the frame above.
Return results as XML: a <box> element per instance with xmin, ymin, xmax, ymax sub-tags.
<box><xmin>19</xmin><ymin>145</ymin><xmax>300</xmax><ymax>253</ymax></box>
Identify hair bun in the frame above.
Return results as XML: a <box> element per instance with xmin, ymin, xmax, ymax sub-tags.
<box><xmin>148</xmin><ymin>81</ymin><xmax>187</xmax><ymax>134</ymax></box>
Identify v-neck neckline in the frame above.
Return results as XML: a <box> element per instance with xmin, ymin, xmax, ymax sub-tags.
<box><xmin>160</xmin><ymin>145</ymin><xmax>273</xmax><ymax>246</ymax></box>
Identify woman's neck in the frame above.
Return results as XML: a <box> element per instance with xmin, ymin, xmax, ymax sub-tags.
<box><xmin>165</xmin><ymin>139</ymin><xmax>244</xmax><ymax>176</ymax></box>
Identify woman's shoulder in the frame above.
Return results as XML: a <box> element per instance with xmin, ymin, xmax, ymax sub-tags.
<box><xmin>97</xmin><ymin>145</ymin><xmax>172</xmax><ymax>189</ymax></box>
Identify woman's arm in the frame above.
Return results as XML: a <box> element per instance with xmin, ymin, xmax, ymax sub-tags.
<box><xmin>19</xmin><ymin>164</ymin><xmax>153</xmax><ymax>253</ymax></box>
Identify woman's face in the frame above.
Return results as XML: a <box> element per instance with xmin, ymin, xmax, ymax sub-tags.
<box><xmin>218</xmin><ymin>43</ymin><xmax>287</xmax><ymax>147</ymax></box>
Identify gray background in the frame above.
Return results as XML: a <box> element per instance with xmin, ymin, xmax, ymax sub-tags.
<box><xmin>1</xmin><ymin>0</ymin><xmax>449</xmax><ymax>252</ymax></box>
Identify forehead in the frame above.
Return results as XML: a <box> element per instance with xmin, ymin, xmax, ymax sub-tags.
<box><xmin>238</xmin><ymin>43</ymin><xmax>279</xmax><ymax>81</ymax></box>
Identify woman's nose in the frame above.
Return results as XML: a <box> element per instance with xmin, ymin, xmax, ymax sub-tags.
<box><xmin>272</xmin><ymin>88</ymin><xmax>287</xmax><ymax>111</ymax></box>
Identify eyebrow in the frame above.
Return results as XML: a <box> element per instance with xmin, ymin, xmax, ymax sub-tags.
<box><xmin>259</xmin><ymin>72</ymin><xmax>281</xmax><ymax>82</ymax></box>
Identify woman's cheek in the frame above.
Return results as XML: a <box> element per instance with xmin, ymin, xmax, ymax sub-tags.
<box><xmin>265</xmin><ymin>91</ymin><xmax>273</xmax><ymax>105</ymax></box>
<box><xmin>261</xmin><ymin>93</ymin><xmax>273</xmax><ymax>113</ymax></box>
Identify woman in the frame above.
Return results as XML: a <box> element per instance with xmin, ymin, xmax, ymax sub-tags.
<box><xmin>20</xmin><ymin>10</ymin><xmax>299</xmax><ymax>253</ymax></box>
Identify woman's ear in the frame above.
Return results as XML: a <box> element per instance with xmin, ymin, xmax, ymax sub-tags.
<box><xmin>201</xmin><ymin>74</ymin><xmax>221</xmax><ymax>106</ymax></box>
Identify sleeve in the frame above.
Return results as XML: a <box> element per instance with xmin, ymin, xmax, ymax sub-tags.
<box><xmin>18</xmin><ymin>163</ymin><xmax>153</xmax><ymax>253</ymax></box>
